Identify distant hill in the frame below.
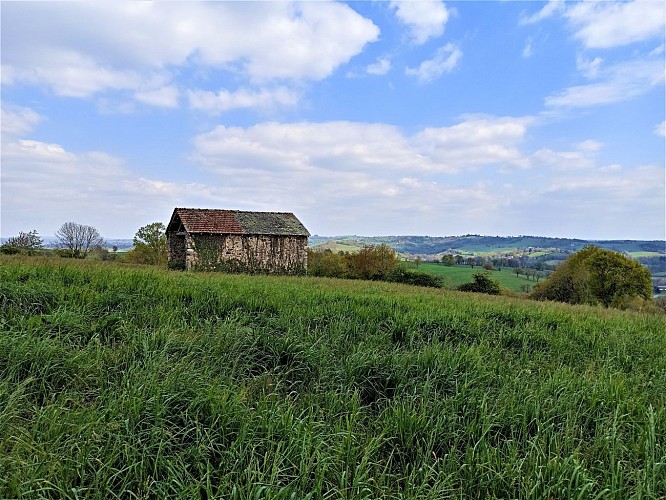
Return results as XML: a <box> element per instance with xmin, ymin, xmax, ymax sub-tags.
<box><xmin>0</xmin><ymin>237</ymin><xmax>135</xmax><ymax>251</ymax></box>
<box><xmin>308</xmin><ymin>234</ymin><xmax>665</xmax><ymax>257</ymax></box>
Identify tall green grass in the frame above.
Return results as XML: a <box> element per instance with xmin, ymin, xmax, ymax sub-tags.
<box><xmin>1</xmin><ymin>255</ymin><xmax>665</xmax><ymax>498</ymax></box>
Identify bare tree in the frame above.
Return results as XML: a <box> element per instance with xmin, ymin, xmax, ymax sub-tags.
<box><xmin>0</xmin><ymin>230</ymin><xmax>43</xmax><ymax>254</ymax></box>
<box><xmin>55</xmin><ymin>222</ymin><xmax>105</xmax><ymax>258</ymax></box>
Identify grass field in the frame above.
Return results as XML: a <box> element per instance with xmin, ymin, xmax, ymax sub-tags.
<box><xmin>1</xmin><ymin>256</ymin><xmax>665</xmax><ymax>498</ymax></box>
<box><xmin>628</xmin><ymin>252</ymin><xmax>665</xmax><ymax>258</ymax></box>
<box><xmin>405</xmin><ymin>262</ymin><xmax>539</xmax><ymax>292</ymax></box>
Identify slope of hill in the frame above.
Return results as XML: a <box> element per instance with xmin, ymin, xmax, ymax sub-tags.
<box><xmin>309</xmin><ymin>234</ymin><xmax>666</xmax><ymax>257</ymax></box>
<box><xmin>1</xmin><ymin>256</ymin><xmax>665</xmax><ymax>498</ymax></box>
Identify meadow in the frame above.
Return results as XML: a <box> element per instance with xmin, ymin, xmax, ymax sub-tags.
<box><xmin>1</xmin><ymin>255</ymin><xmax>665</xmax><ymax>499</ymax></box>
<box><xmin>403</xmin><ymin>262</ymin><xmax>538</xmax><ymax>292</ymax></box>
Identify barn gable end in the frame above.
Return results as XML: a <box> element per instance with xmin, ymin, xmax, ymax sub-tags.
<box><xmin>166</xmin><ymin>208</ymin><xmax>309</xmax><ymax>274</ymax></box>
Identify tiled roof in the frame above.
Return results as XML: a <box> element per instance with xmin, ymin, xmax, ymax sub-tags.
<box><xmin>168</xmin><ymin>208</ymin><xmax>309</xmax><ymax>237</ymax></box>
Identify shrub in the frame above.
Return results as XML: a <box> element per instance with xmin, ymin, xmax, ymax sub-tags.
<box><xmin>346</xmin><ymin>244</ymin><xmax>399</xmax><ymax>280</ymax></box>
<box><xmin>457</xmin><ymin>271</ymin><xmax>502</xmax><ymax>295</ymax></box>
<box><xmin>307</xmin><ymin>244</ymin><xmax>399</xmax><ymax>281</ymax></box>
<box><xmin>306</xmin><ymin>249</ymin><xmax>348</xmax><ymax>278</ymax></box>
<box><xmin>386</xmin><ymin>268</ymin><xmax>443</xmax><ymax>288</ymax></box>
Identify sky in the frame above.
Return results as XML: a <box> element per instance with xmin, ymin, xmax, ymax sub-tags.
<box><xmin>1</xmin><ymin>0</ymin><xmax>664</xmax><ymax>240</ymax></box>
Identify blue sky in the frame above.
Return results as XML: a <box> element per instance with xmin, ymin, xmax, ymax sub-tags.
<box><xmin>1</xmin><ymin>1</ymin><xmax>664</xmax><ymax>240</ymax></box>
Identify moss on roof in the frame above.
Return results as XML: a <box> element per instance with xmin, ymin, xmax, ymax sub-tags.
<box><xmin>169</xmin><ymin>208</ymin><xmax>309</xmax><ymax>237</ymax></box>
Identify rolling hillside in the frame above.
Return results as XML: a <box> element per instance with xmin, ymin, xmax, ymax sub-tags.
<box><xmin>309</xmin><ymin>234</ymin><xmax>666</xmax><ymax>258</ymax></box>
<box><xmin>1</xmin><ymin>256</ymin><xmax>665</xmax><ymax>498</ymax></box>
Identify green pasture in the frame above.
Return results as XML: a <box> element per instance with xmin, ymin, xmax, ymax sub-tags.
<box><xmin>628</xmin><ymin>251</ymin><xmax>664</xmax><ymax>258</ymax></box>
<box><xmin>1</xmin><ymin>256</ymin><xmax>665</xmax><ymax>498</ymax></box>
<box><xmin>404</xmin><ymin>262</ymin><xmax>540</xmax><ymax>292</ymax></box>
<box><xmin>312</xmin><ymin>242</ymin><xmax>363</xmax><ymax>253</ymax></box>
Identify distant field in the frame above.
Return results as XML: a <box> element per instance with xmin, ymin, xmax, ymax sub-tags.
<box><xmin>308</xmin><ymin>235</ymin><xmax>666</xmax><ymax>261</ymax></box>
<box><xmin>311</xmin><ymin>242</ymin><xmax>363</xmax><ymax>253</ymax></box>
<box><xmin>628</xmin><ymin>251</ymin><xmax>665</xmax><ymax>258</ymax></box>
<box><xmin>405</xmin><ymin>262</ymin><xmax>539</xmax><ymax>293</ymax></box>
<box><xmin>1</xmin><ymin>256</ymin><xmax>664</xmax><ymax>498</ymax></box>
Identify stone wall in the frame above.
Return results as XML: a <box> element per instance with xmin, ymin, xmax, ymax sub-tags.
<box><xmin>187</xmin><ymin>234</ymin><xmax>307</xmax><ymax>274</ymax></box>
<box><xmin>167</xmin><ymin>233</ymin><xmax>187</xmax><ymax>269</ymax></box>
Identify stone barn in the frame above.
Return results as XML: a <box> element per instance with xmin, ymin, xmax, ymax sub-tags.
<box><xmin>166</xmin><ymin>208</ymin><xmax>310</xmax><ymax>274</ymax></box>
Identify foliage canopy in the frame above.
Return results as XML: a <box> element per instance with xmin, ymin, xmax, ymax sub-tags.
<box><xmin>457</xmin><ymin>271</ymin><xmax>502</xmax><ymax>295</ymax></box>
<box><xmin>126</xmin><ymin>222</ymin><xmax>168</xmax><ymax>265</ymax></box>
<box><xmin>531</xmin><ymin>245</ymin><xmax>652</xmax><ymax>308</ymax></box>
<box><xmin>307</xmin><ymin>244</ymin><xmax>399</xmax><ymax>280</ymax></box>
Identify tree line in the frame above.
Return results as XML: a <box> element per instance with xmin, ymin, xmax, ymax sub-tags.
<box><xmin>1</xmin><ymin>222</ymin><xmax>167</xmax><ymax>265</ymax></box>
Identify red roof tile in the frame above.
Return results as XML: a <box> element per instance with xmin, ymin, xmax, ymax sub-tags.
<box><xmin>167</xmin><ymin>208</ymin><xmax>309</xmax><ymax>236</ymax></box>
<box><xmin>172</xmin><ymin>208</ymin><xmax>244</xmax><ymax>234</ymax></box>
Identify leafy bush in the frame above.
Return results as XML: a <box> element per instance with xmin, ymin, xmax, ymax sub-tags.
<box><xmin>531</xmin><ymin>245</ymin><xmax>652</xmax><ymax>308</ymax></box>
<box><xmin>386</xmin><ymin>267</ymin><xmax>443</xmax><ymax>288</ymax></box>
<box><xmin>307</xmin><ymin>244</ymin><xmax>399</xmax><ymax>281</ymax></box>
<box><xmin>306</xmin><ymin>248</ymin><xmax>349</xmax><ymax>277</ymax></box>
<box><xmin>346</xmin><ymin>244</ymin><xmax>399</xmax><ymax>280</ymax></box>
<box><xmin>457</xmin><ymin>271</ymin><xmax>502</xmax><ymax>295</ymax></box>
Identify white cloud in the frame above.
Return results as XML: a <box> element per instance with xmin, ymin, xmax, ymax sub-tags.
<box><xmin>525</xmin><ymin>165</ymin><xmax>665</xmax><ymax>240</ymax></box>
<box><xmin>188</xmin><ymin>117</ymin><xmax>534</xmax><ymax>233</ymax></box>
<box><xmin>188</xmin><ymin>87</ymin><xmax>300</xmax><ymax>115</ymax></box>
<box><xmin>0</xmin><ymin>137</ymin><xmax>218</xmax><ymax>237</ymax></box>
<box><xmin>134</xmin><ymin>86</ymin><xmax>180</xmax><ymax>108</ymax></box>
<box><xmin>412</xmin><ymin>116</ymin><xmax>532</xmax><ymax>169</ymax></box>
<box><xmin>545</xmin><ymin>165</ymin><xmax>662</xmax><ymax>199</ymax></box>
<box><xmin>192</xmin><ymin>116</ymin><xmax>531</xmax><ymax>176</ymax></box>
<box><xmin>545</xmin><ymin>58</ymin><xmax>664</xmax><ymax>108</ymax></box>
<box><xmin>519</xmin><ymin>0</ymin><xmax>564</xmax><ymax>26</ymax></box>
<box><xmin>1</xmin><ymin>2</ymin><xmax>379</xmax><ymax>105</ymax></box>
<box><xmin>192</xmin><ymin>121</ymin><xmax>427</xmax><ymax>173</ymax></box>
<box><xmin>576</xmin><ymin>54</ymin><xmax>603</xmax><ymax>79</ymax></box>
<box><xmin>405</xmin><ymin>43</ymin><xmax>462</xmax><ymax>83</ymax></box>
<box><xmin>576</xmin><ymin>140</ymin><xmax>603</xmax><ymax>153</ymax></box>
<box><xmin>565</xmin><ymin>1</ymin><xmax>666</xmax><ymax>49</ymax></box>
<box><xmin>3</xmin><ymin>113</ymin><xmax>661</xmax><ymax>239</ymax></box>
<box><xmin>8</xmin><ymin>54</ymin><xmax>145</xmax><ymax>98</ymax></box>
<box><xmin>520</xmin><ymin>1</ymin><xmax>664</xmax><ymax>50</ymax></box>
<box><xmin>1</xmin><ymin>106</ymin><xmax>41</xmax><ymax>138</ymax></box>
<box><xmin>366</xmin><ymin>57</ymin><xmax>392</xmax><ymax>76</ymax></box>
<box><xmin>650</xmin><ymin>44</ymin><xmax>665</xmax><ymax>57</ymax></box>
<box><xmin>530</xmin><ymin>142</ymin><xmax>601</xmax><ymax>170</ymax></box>
<box><xmin>655</xmin><ymin>121</ymin><xmax>666</xmax><ymax>137</ymax></box>
<box><xmin>390</xmin><ymin>1</ymin><xmax>450</xmax><ymax>45</ymax></box>
<box><xmin>522</xmin><ymin>38</ymin><xmax>534</xmax><ymax>59</ymax></box>
<box><xmin>186</xmin><ymin>118</ymin><xmax>664</xmax><ymax>238</ymax></box>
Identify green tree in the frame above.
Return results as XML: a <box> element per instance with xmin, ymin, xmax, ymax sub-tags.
<box><xmin>127</xmin><ymin>222</ymin><xmax>167</xmax><ymax>265</ymax></box>
<box><xmin>306</xmin><ymin>248</ymin><xmax>348</xmax><ymax>278</ymax></box>
<box><xmin>442</xmin><ymin>254</ymin><xmax>455</xmax><ymax>266</ymax></box>
<box><xmin>457</xmin><ymin>271</ymin><xmax>502</xmax><ymax>295</ymax></box>
<box><xmin>531</xmin><ymin>245</ymin><xmax>652</xmax><ymax>308</ymax></box>
<box><xmin>0</xmin><ymin>230</ymin><xmax>43</xmax><ymax>254</ymax></box>
<box><xmin>347</xmin><ymin>244</ymin><xmax>399</xmax><ymax>280</ymax></box>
